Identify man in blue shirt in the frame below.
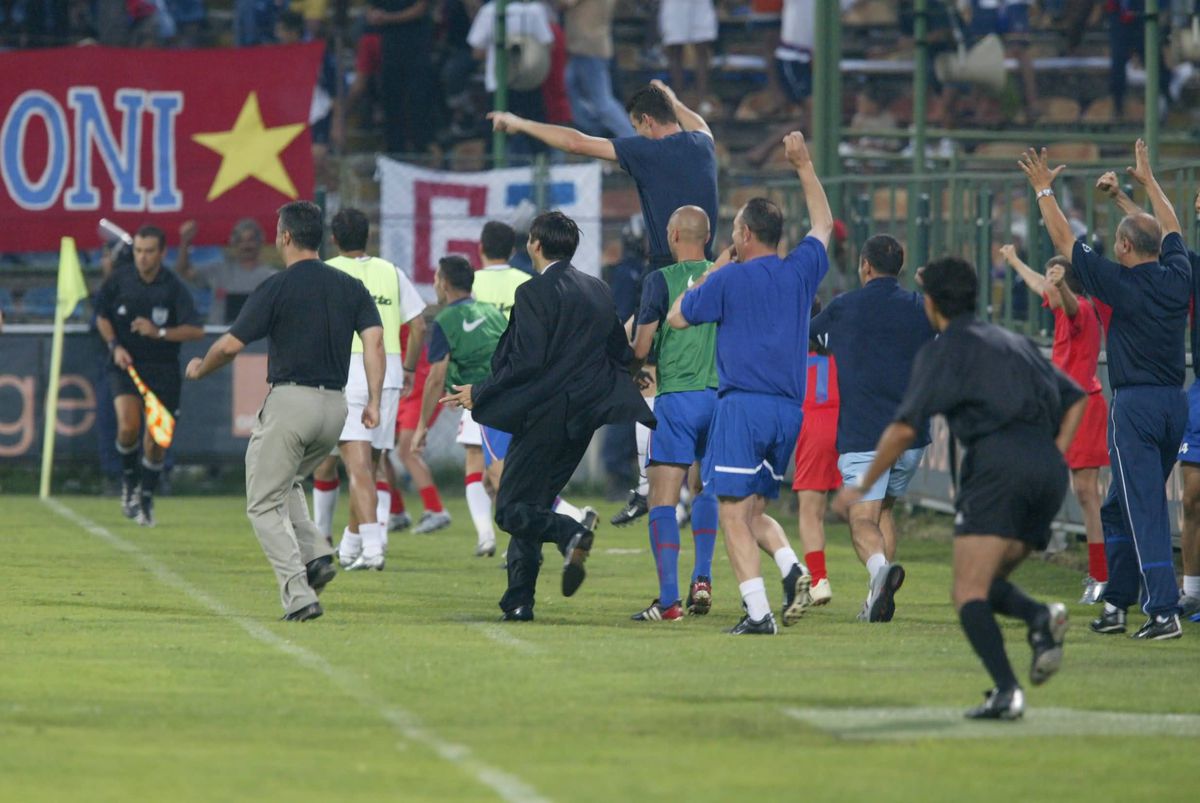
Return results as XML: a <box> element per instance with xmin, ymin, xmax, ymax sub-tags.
<box><xmin>488</xmin><ymin>80</ymin><xmax>718</xmax><ymax>269</ymax></box>
<box><xmin>1022</xmin><ymin>142</ymin><xmax>1188</xmax><ymax>640</ymax></box>
<box><xmin>810</xmin><ymin>234</ymin><xmax>936</xmax><ymax>623</ymax></box>
<box><xmin>667</xmin><ymin>131</ymin><xmax>831</xmax><ymax>635</ymax></box>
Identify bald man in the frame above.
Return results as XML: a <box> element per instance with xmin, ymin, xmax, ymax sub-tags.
<box><xmin>1024</xmin><ymin>143</ymin><xmax>1189</xmax><ymax>641</ymax></box>
<box><xmin>627</xmin><ymin>206</ymin><xmax>721</xmax><ymax>621</ymax></box>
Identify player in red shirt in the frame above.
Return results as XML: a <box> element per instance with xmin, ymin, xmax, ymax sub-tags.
<box><xmin>1002</xmin><ymin>245</ymin><xmax>1110</xmax><ymax>604</ymax></box>
<box><xmin>792</xmin><ymin>303</ymin><xmax>841</xmax><ymax>607</ymax></box>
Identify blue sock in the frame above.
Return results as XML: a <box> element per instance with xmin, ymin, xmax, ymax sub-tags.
<box><xmin>649</xmin><ymin>506</ymin><xmax>680</xmax><ymax>604</ymax></box>
<box><xmin>690</xmin><ymin>488</ymin><xmax>718</xmax><ymax>582</ymax></box>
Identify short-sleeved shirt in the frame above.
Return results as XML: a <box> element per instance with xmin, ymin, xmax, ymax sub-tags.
<box><xmin>680</xmin><ymin>236</ymin><xmax>829</xmax><ymax>402</ymax></box>
<box><xmin>1071</xmin><ymin>235</ymin><xmax>1190</xmax><ymax>389</ymax></box>
<box><xmin>194</xmin><ymin>261</ymin><xmax>278</xmax><ymax>324</ymax></box>
<box><xmin>229</xmin><ymin>259</ymin><xmax>382</xmax><ymax>387</ymax></box>
<box><xmin>895</xmin><ymin>315</ymin><xmax>1084</xmax><ymax>448</ymax></box>
<box><xmin>467</xmin><ymin>1</ymin><xmax>554</xmax><ymax>92</ymax></box>
<box><xmin>612</xmin><ymin>131</ymin><xmax>718</xmax><ymax>262</ymax></box>
<box><xmin>777</xmin><ymin>0</ymin><xmax>815</xmax><ymax>62</ymax></box>
<box><xmin>809</xmin><ymin>276</ymin><xmax>936</xmax><ymax>452</ymax></box>
<box><xmin>1044</xmin><ymin>294</ymin><xmax>1105</xmax><ymax>394</ymax></box>
<box><xmin>96</xmin><ymin>265</ymin><xmax>202</xmax><ymax>365</ymax></box>
<box><xmin>638</xmin><ymin>260</ymin><xmax>718</xmax><ymax>395</ymax></box>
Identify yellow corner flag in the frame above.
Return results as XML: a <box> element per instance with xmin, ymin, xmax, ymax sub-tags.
<box><xmin>39</xmin><ymin>237</ymin><xmax>89</xmax><ymax>499</ymax></box>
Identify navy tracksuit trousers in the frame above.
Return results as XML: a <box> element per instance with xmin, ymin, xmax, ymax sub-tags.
<box><xmin>1101</xmin><ymin>385</ymin><xmax>1186</xmax><ymax>616</ymax></box>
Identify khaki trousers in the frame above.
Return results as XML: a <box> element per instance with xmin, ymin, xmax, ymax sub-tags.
<box><xmin>244</xmin><ymin>385</ymin><xmax>346</xmax><ymax>614</ymax></box>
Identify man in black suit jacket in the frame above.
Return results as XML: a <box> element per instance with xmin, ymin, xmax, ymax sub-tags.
<box><xmin>442</xmin><ymin>211</ymin><xmax>656</xmax><ymax>620</ymax></box>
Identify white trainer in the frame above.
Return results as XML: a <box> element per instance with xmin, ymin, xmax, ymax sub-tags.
<box><xmin>412</xmin><ymin>510</ymin><xmax>452</xmax><ymax>535</ymax></box>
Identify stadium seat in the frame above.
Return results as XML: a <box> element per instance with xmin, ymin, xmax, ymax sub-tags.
<box><xmin>1037</xmin><ymin>97</ymin><xmax>1082</xmax><ymax>124</ymax></box>
<box><xmin>1046</xmin><ymin>142</ymin><xmax>1100</xmax><ymax>163</ymax></box>
<box><xmin>0</xmin><ymin>287</ymin><xmax>14</xmax><ymax>316</ymax></box>
<box><xmin>21</xmin><ymin>286</ymin><xmax>85</xmax><ymax>320</ymax></box>
<box><xmin>973</xmin><ymin>142</ymin><xmax>1028</xmax><ymax>160</ymax></box>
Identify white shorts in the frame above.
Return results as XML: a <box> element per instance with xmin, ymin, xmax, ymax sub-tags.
<box><xmin>340</xmin><ymin>387</ymin><xmax>401</xmax><ymax>450</ymax></box>
<box><xmin>660</xmin><ymin>0</ymin><xmax>717</xmax><ymax>46</ymax></box>
<box><xmin>457</xmin><ymin>408</ymin><xmax>483</xmax><ymax>447</ymax></box>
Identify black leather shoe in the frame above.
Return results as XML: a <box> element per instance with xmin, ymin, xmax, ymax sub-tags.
<box><xmin>1131</xmin><ymin>613</ymin><xmax>1183</xmax><ymax>640</ymax></box>
<box><xmin>964</xmin><ymin>687</ymin><xmax>1025</xmax><ymax>720</ymax></box>
<box><xmin>562</xmin><ymin>507</ymin><xmax>598</xmax><ymax>597</ymax></box>
<box><xmin>610</xmin><ymin>491</ymin><xmax>647</xmax><ymax>527</ymax></box>
<box><xmin>500</xmin><ymin>606</ymin><xmax>534</xmax><ymax>622</ymax></box>
<box><xmin>727</xmin><ymin>612</ymin><xmax>778</xmax><ymax>635</ymax></box>
<box><xmin>306</xmin><ymin>556</ymin><xmax>336</xmax><ymax>595</ymax></box>
<box><xmin>1090</xmin><ymin>606</ymin><xmax>1127</xmax><ymax>634</ymax></box>
<box><xmin>281</xmin><ymin>602</ymin><xmax>323</xmax><ymax>622</ymax></box>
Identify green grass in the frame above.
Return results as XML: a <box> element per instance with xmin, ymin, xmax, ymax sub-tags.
<box><xmin>3</xmin><ymin>493</ymin><xmax>1198</xmax><ymax>802</ymax></box>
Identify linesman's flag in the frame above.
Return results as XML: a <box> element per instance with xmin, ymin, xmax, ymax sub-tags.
<box><xmin>127</xmin><ymin>366</ymin><xmax>176</xmax><ymax>449</ymax></box>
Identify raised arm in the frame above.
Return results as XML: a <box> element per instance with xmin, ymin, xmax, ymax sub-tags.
<box><xmin>1096</xmin><ymin>171</ymin><xmax>1142</xmax><ymax>217</ymax></box>
<box><xmin>1044</xmin><ymin>262</ymin><xmax>1079</xmax><ymax>317</ymax></box>
<box><xmin>487</xmin><ymin>112</ymin><xmax>617</xmax><ymax>161</ymax></box>
<box><xmin>650</xmin><ymin>79</ymin><xmax>712</xmax><ymax>138</ymax></box>
<box><xmin>1126</xmin><ymin>137</ymin><xmax>1182</xmax><ymax>236</ymax></box>
<box><xmin>999</xmin><ymin>243</ymin><xmax>1046</xmax><ymax>297</ymax></box>
<box><xmin>1019</xmin><ymin>148</ymin><xmax>1075</xmax><ymax>260</ymax></box>
<box><xmin>785</xmin><ymin>131</ymin><xmax>833</xmax><ymax>246</ymax></box>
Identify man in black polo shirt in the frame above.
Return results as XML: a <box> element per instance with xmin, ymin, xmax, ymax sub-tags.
<box><xmin>836</xmin><ymin>256</ymin><xmax>1084</xmax><ymax>720</ymax></box>
<box><xmin>95</xmin><ymin>225</ymin><xmax>204</xmax><ymax>527</ymax></box>
<box><xmin>186</xmin><ymin>202</ymin><xmax>385</xmax><ymax>622</ymax></box>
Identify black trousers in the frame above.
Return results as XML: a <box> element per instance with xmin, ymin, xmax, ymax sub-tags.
<box><xmin>495</xmin><ymin>400</ymin><xmax>593</xmax><ymax>612</ymax></box>
<box><xmin>381</xmin><ymin>24</ymin><xmax>435</xmax><ymax>155</ymax></box>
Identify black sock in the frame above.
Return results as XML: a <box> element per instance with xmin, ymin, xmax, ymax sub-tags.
<box><xmin>140</xmin><ymin>458</ymin><xmax>162</xmax><ymax>504</ymax></box>
<box><xmin>117</xmin><ymin>441</ymin><xmax>139</xmax><ymax>488</ymax></box>
<box><xmin>959</xmin><ymin>600</ymin><xmax>1019</xmax><ymax>692</ymax></box>
<box><xmin>988</xmin><ymin>578</ymin><xmax>1045</xmax><ymax>625</ymax></box>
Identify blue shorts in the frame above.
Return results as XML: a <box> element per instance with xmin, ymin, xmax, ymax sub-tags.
<box><xmin>648</xmin><ymin>389</ymin><xmax>717</xmax><ymax>466</ymax></box>
<box><xmin>970</xmin><ymin>2</ymin><xmax>1030</xmax><ymax>38</ymax></box>
<box><xmin>481</xmin><ymin>425</ymin><xmax>512</xmax><ymax>468</ymax></box>
<box><xmin>1178</xmin><ymin>379</ymin><xmax>1200</xmax><ymax>464</ymax></box>
<box><xmin>838</xmin><ymin>448</ymin><xmax>925</xmax><ymax>503</ymax></box>
<box><xmin>703</xmin><ymin>392</ymin><xmax>804</xmax><ymax>500</ymax></box>
<box><xmin>776</xmin><ymin>58</ymin><xmax>812</xmax><ymax>103</ymax></box>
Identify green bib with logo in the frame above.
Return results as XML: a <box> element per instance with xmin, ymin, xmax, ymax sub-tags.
<box><xmin>434</xmin><ymin>299</ymin><xmax>508</xmax><ymax>389</ymax></box>
<box><xmin>654</xmin><ymin>260</ymin><xmax>718</xmax><ymax>395</ymax></box>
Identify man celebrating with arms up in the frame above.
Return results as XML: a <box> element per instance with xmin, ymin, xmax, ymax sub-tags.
<box><xmin>1022</xmin><ymin>142</ymin><xmax>1189</xmax><ymax>640</ymax></box>
<box><xmin>441</xmin><ymin>212</ymin><xmax>656</xmax><ymax>621</ymax></box>
<box><xmin>668</xmin><ymin>132</ymin><xmax>831</xmax><ymax>635</ymax></box>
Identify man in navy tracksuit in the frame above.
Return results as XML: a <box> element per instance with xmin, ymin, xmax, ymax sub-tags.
<box><xmin>1022</xmin><ymin>142</ymin><xmax>1188</xmax><ymax>640</ymax></box>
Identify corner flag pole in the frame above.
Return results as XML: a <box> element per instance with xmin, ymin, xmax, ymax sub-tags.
<box><xmin>39</xmin><ymin>236</ymin><xmax>88</xmax><ymax>499</ymax></box>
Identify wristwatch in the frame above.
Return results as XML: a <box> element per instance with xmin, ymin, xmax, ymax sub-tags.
<box><xmin>1036</xmin><ymin>188</ymin><xmax>1054</xmax><ymax>200</ymax></box>
<box><xmin>157</xmin><ymin>327</ymin><xmax>167</xmax><ymax>339</ymax></box>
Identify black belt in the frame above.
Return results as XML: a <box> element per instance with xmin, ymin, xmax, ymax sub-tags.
<box><xmin>271</xmin><ymin>381</ymin><xmax>344</xmax><ymax>392</ymax></box>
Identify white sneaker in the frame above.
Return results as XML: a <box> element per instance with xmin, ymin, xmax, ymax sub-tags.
<box><xmin>412</xmin><ymin>510</ymin><xmax>452</xmax><ymax>534</ymax></box>
<box><xmin>346</xmin><ymin>552</ymin><xmax>385</xmax><ymax>571</ymax></box>
<box><xmin>337</xmin><ymin>547</ymin><xmax>361</xmax><ymax>569</ymax></box>
<box><xmin>389</xmin><ymin>512</ymin><xmax>412</xmax><ymax>532</ymax></box>
<box><xmin>1042</xmin><ymin>529</ymin><xmax>1069</xmax><ymax>557</ymax></box>
<box><xmin>810</xmin><ymin>577</ymin><xmax>832</xmax><ymax>606</ymax></box>
<box><xmin>1079</xmin><ymin>576</ymin><xmax>1106</xmax><ymax>605</ymax></box>
<box><xmin>475</xmin><ymin>539</ymin><xmax>496</xmax><ymax>557</ymax></box>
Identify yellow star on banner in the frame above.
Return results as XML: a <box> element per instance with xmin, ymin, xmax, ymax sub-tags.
<box><xmin>192</xmin><ymin>92</ymin><xmax>306</xmax><ymax>202</ymax></box>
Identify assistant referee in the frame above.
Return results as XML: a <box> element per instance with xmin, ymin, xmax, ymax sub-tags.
<box><xmin>186</xmin><ymin>202</ymin><xmax>385</xmax><ymax>622</ymax></box>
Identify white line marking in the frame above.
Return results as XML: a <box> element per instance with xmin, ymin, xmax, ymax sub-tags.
<box><xmin>465</xmin><ymin>622</ymin><xmax>544</xmax><ymax>655</ymax></box>
<box><xmin>604</xmin><ymin>548</ymin><xmax>645</xmax><ymax>555</ymax></box>
<box><xmin>45</xmin><ymin>499</ymin><xmax>550</xmax><ymax>803</ymax></box>
<box><xmin>782</xmin><ymin>706</ymin><xmax>1200</xmax><ymax>740</ymax></box>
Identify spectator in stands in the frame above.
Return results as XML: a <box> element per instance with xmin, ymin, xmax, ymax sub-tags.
<box><xmin>774</xmin><ymin>0</ymin><xmax>815</xmax><ymax>118</ymax></box>
<box><xmin>560</xmin><ymin>0</ymin><xmax>635</xmax><ymax>137</ymax></box>
<box><xmin>468</xmin><ymin>0</ymin><xmax>556</xmax><ymax>161</ymax></box>
<box><xmin>660</xmin><ymin>0</ymin><xmax>718</xmax><ymax>115</ymax></box>
<box><xmin>969</xmin><ymin>1</ymin><xmax>1039</xmax><ymax>122</ymax></box>
<box><xmin>176</xmin><ymin>219</ymin><xmax>277</xmax><ymax>325</ymax></box>
<box><xmin>542</xmin><ymin>7</ymin><xmax>573</xmax><ymax>131</ymax></box>
<box><xmin>276</xmin><ymin>10</ymin><xmax>342</xmax><ymax>163</ymax></box>
<box><xmin>373</xmin><ymin>0</ymin><xmax>436</xmax><ymax>155</ymax></box>
<box><xmin>167</xmin><ymin>0</ymin><xmax>207</xmax><ymax>46</ymax></box>
<box><xmin>346</xmin><ymin>9</ymin><xmax>385</xmax><ymax>132</ymax></box>
<box><xmin>235</xmin><ymin>0</ymin><xmax>282</xmax><ymax>45</ymax></box>
<box><xmin>290</xmin><ymin>0</ymin><xmax>326</xmax><ymax>36</ymax></box>
<box><xmin>436</xmin><ymin>0</ymin><xmax>481</xmax><ymax>140</ymax></box>
<box><xmin>1109</xmin><ymin>0</ymin><xmax>1172</xmax><ymax>118</ymax></box>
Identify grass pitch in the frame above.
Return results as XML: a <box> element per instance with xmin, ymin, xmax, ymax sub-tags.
<box><xmin>3</xmin><ymin>493</ymin><xmax>1198</xmax><ymax>802</ymax></box>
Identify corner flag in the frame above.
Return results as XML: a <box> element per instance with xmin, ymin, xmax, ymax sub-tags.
<box><xmin>39</xmin><ymin>237</ymin><xmax>89</xmax><ymax>499</ymax></box>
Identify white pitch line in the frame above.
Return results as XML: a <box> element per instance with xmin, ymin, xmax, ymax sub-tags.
<box><xmin>45</xmin><ymin>499</ymin><xmax>550</xmax><ymax>803</ymax></box>
<box><xmin>782</xmin><ymin>706</ymin><xmax>1200</xmax><ymax>740</ymax></box>
<box><xmin>467</xmin><ymin>623</ymin><xmax>544</xmax><ymax>655</ymax></box>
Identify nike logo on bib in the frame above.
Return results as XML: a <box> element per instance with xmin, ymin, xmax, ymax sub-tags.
<box><xmin>463</xmin><ymin>318</ymin><xmax>485</xmax><ymax>332</ymax></box>
<box><xmin>687</xmin><ymin>275</ymin><xmax>696</xmax><ymax>288</ymax></box>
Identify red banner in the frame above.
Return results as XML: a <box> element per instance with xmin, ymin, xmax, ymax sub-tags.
<box><xmin>0</xmin><ymin>44</ymin><xmax>322</xmax><ymax>251</ymax></box>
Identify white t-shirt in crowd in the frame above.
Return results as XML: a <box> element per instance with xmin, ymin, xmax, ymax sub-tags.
<box><xmin>467</xmin><ymin>1</ymin><xmax>555</xmax><ymax>93</ymax></box>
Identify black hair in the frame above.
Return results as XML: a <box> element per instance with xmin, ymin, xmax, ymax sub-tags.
<box><xmin>330</xmin><ymin>208</ymin><xmax>369</xmax><ymax>252</ymax></box>
<box><xmin>134</xmin><ymin>224</ymin><xmax>166</xmax><ymax>249</ymax></box>
<box><xmin>438</xmin><ymin>255</ymin><xmax>474</xmax><ymax>292</ymax></box>
<box><xmin>920</xmin><ymin>256</ymin><xmax>977</xmax><ymax>319</ymax></box>
<box><xmin>861</xmin><ymin>234</ymin><xmax>904</xmax><ymax>276</ymax></box>
<box><xmin>277</xmin><ymin>201</ymin><xmax>324</xmax><ymax>251</ymax></box>
<box><xmin>528</xmin><ymin>211</ymin><xmax>580</xmax><ymax>261</ymax></box>
<box><xmin>739</xmin><ymin>198</ymin><xmax>783</xmax><ymax>249</ymax></box>
<box><xmin>480</xmin><ymin>220</ymin><xmax>516</xmax><ymax>261</ymax></box>
<box><xmin>625</xmin><ymin>85</ymin><xmax>678</xmax><ymax>126</ymax></box>
<box><xmin>1044</xmin><ymin>255</ymin><xmax>1083</xmax><ymax>295</ymax></box>
<box><xmin>808</xmin><ymin>297</ymin><xmax>828</xmax><ymax>354</ymax></box>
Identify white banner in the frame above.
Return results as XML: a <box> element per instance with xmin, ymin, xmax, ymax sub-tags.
<box><xmin>376</xmin><ymin>158</ymin><xmax>603</xmax><ymax>297</ymax></box>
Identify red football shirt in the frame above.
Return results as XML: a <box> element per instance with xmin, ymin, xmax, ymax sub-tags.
<box><xmin>1045</xmin><ymin>295</ymin><xmax>1105</xmax><ymax>394</ymax></box>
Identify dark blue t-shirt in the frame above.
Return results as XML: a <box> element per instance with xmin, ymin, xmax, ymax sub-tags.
<box><xmin>612</xmin><ymin>131</ymin><xmax>718</xmax><ymax>262</ymax></box>
<box><xmin>1072</xmin><ymin>234</ymin><xmax>1190</xmax><ymax>389</ymax></box>
<box><xmin>810</xmin><ymin>276</ymin><xmax>936</xmax><ymax>452</ymax></box>
<box><xmin>680</xmin><ymin>236</ymin><xmax>828</xmax><ymax>402</ymax></box>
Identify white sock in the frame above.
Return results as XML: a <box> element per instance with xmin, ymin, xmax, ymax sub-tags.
<box><xmin>466</xmin><ymin>479</ymin><xmax>495</xmax><ymax>544</ymax></box>
<box><xmin>376</xmin><ymin>486</ymin><xmax>391</xmax><ymax>529</ymax></box>
<box><xmin>337</xmin><ymin>526</ymin><xmax>361</xmax><ymax>559</ymax></box>
<box><xmin>635</xmin><ymin>403</ymin><xmax>652</xmax><ymax>496</ymax></box>
<box><xmin>313</xmin><ymin>483</ymin><xmax>339</xmax><ymax>538</ymax></box>
<box><xmin>1184</xmin><ymin>576</ymin><xmax>1200</xmax><ymax>597</ymax></box>
<box><xmin>739</xmin><ymin>577</ymin><xmax>771</xmax><ymax>621</ymax></box>
<box><xmin>679</xmin><ymin>484</ymin><xmax>692</xmax><ymax>505</ymax></box>
<box><xmin>773</xmin><ymin>546</ymin><xmax>800</xmax><ymax>578</ymax></box>
<box><xmin>866</xmin><ymin>552</ymin><xmax>888</xmax><ymax>581</ymax></box>
<box><xmin>554</xmin><ymin>497</ymin><xmax>585</xmax><ymax>523</ymax></box>
<box><xmin>361</xmin><ymin>522</ymin><xmax>384</xmax><ymax>558</ymax></box>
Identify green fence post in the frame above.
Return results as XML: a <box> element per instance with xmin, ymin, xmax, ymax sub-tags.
<box><xmin>1145</xmin><ymin>0</ymin><xmax>1160</xmax><ymax>165</ymax></box>
<box><xmin>976</xmin><ymin>186</ymin><xmax>992</xmax><ymax>319</ymax></box>
<box><xmin>492</xmin><ymin>0</ymin><xmax>509</xmax><ymax>168</ymax></box>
